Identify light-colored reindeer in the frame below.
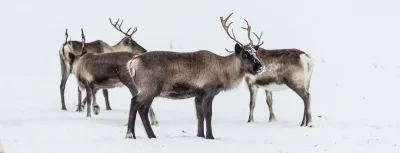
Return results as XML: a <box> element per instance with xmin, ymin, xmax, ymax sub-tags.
<box><xmin>244</xmin><ymin>30</ymin><xmax>314</xmax><ymax>127</ymax></box>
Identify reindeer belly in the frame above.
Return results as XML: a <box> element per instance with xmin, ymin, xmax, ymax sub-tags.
<box><xmin>250</xmin><ymin>75</ymin><xmax>289</xmax><ymax>92</ymax></box>
<box><xmin>159</xmin><ymin>83</ymin><xmax>199</xmax><ymax>99</ymax></box>
<box><xmin>93</xmin><ymin>78</ymin><xmax>124</xmax><ymax>89</ymax></box>
<box><xmin>258</xmin><ymin>83</ymin><xmax>289</xmax><ymax>91</ymax></box>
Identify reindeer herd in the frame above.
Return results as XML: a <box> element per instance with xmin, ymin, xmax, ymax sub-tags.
<box><xmin>58</xmin><ymin>13</ymin><xmax>315</xmax><ymax>140</ymax></box>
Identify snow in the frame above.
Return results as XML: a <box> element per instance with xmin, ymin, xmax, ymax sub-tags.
<box><xmin>1</xmin><ymin>0</ymin><xmax>400</xmax><ymax>153</ymax></box>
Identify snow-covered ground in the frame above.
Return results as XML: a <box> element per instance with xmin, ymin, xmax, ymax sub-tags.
<box><xmin>1</xmin><ymin>0</ymin><xmax>400</xmax><ymax>153</ymax></box>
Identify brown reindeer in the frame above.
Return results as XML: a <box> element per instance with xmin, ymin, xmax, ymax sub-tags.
<box><xmin>59</xmin><ymin>18</ymin><xmax>145</xmax><ymax>111</ymax></box>
<box><xmin>60</xmin><ymin>19</ymin><xmax>158</xmax><ymax>125</ymax></box>
<box><xmin>124</xmin><ymin>13</ymin><xmax>265</xmax><ymax>140</ymax></box>
<box><xmin>244</xmin><ymin>31</ymin><xmax>315</xmax><ymax>127</ymax></box>
<box><xmin>65</xmin><ymin>29</ymin><xmax>157</xmax><ymax>121</ymax></box>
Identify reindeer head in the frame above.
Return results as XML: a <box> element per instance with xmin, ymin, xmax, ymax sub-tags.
<box><xmin>109</xmin><ymin>18</ymin><xmax>147</xmax><ymax>53</ymax></box>
<box><xmin>220</xmin><ymin>13</ymin><xmax>265</xmax><ymax>75</ymax></box>
<box><xmin>64</xmin><ymin>28</ymin><xmax>88</xmax><ymax>57</ymax></box>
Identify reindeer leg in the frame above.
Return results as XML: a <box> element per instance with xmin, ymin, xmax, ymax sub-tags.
<box><xmin>286</xmin><ymin>80</ymin><xmax>313</xmax><ymax>127</ymax></box>
<box><xmin>203</xmin><ymin>95</ymin><xmax>215</xmax><ymax>139</ymax></box>
<box><xmin>247</xmin><ymin>82</ymin><xmax>258</xmax><ymax>123</ymax></box>
<box><xmin>77</xmin><ymin>81</ymin><xmax>87</xmax><ymax>111</ymax></box>
<box><xmin>81</xmin><ymin>96</ymin><xmax>87</xmax><ymax>109</ymax></box>
<box><xmin>76</xmin><ymin>87</ymin><xmax>84</xmax><ymax>112</ymax></box>
<box><xmin>305</xmin><ymin>93</ymin><xmax>312</xmax><ymax>127</ymax></box>
<box><xmin>83</xmin><ymin>82</ymin><xmax>93</xmax><ymax>118</ymax></box>
<box><xmin>59</xmin><ymin>55</ymin><xmax>69</xmax><ymax>111</ymax></box>
<box><xmin>117</xmin><ymin>71</ymin><xmax>142</xmax><ymax>139</ymax></box>
<box><xmin>149</xmin><ymin>105</ymin><xmax>159</xmax><ymax>126</ymax></box>
<box><xmin>92</xmin><ymin>89</ymin><xmax>100</xmax><ymax>115</ymax></box>
<box><xmin>60</xmin><ymin>77</ymin><xmax>69</xmax><ymax>111</ymax></box>
<box><xmin>265</xmin><ymin>90</ymin><xmax>276</xmax><ymax>122</ymax></box>
<box><xmin>195</xmin><ymin>96</ymin><xmax>205</xmax><ymax>137</ymax></box>
<box><xmin>138</xmin><ymin>100</ymin><xmax>157</xmax><ymax>138</ymax></box>
<box><xmin>126</xmin><ymin>96</ymin><xmax>139</xmax><ymax>139</ymax></box>
<box><xmin>103</xmin><ymin>89</ymin><xmax>112</xmax><ymax>110</ymax></box>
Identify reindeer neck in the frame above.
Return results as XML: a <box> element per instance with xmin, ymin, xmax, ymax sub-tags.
<box><xmin>111</xmin><ymin>41</ymin><xmax>124</xmax><ymax>51</ymax></box>
<box><xmin>219</xmin><ymin>53</ymin><xmax>245</xmax><ymax>88</ymax></box>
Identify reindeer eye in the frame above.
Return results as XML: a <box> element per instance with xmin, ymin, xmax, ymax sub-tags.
<box><xmin>243</xmin><ymin>53</ymin><xmax>248</xmax><ymax>58</ymax></box>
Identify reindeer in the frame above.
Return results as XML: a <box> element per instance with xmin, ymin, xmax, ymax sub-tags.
<box><xmin>244</xmin><ymin>30</ymin><xmax>315</xmax><ymax>127</ymax></box>
<box><xmin>124</xmin><ymin>13</ymin><xmax>265</xmax><ymax>140</ymax></box>
<box><xmin>59</xmin><ymin>18</ymin><xmax>146</xmax><ymax>111</ymax></box>
<box><xmin>65</xmin><ymin>29</ymin><xmax>158</xmax><ymax>121</ymax></box>
<box><xmin>59</xmin><ymin>19</ymin><xmax>158</xmax><ymax>125</ymax></box>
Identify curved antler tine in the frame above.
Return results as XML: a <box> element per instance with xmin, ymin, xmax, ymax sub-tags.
<box><xmin>119</xmin><ymin>19</ymin><xmax>124</xmax><ymax>27</ymax></box>
<box><xmin>241</xmin><ymin>19</ymin><xmax>254</xmax><ymax>46</ymax></box>
<box><xmin>225</xmin><ymin>12</ymin><xmax>233</xmax><ymax>21</ymax></box>
<box><xmin>231</xmin><ymin>28</ymin><xmax>236</xmax><ymax>39</ymax></box>
<box><xmin>130</xmin><ymin>27</ymin><xmax>137</xmax><ymax>36</ymax></box>
<box><xmin>241</xmin><ymin>19</ymin><xmax>251</xmax><ymax>30</ymax></box>
<box><xmin>116</xmin><ymin>18</ymin><xmax>120</xmax><ymax>24</ymax></box>
<box><xmin>259</xmin><ymin>41</ymin><xmax>264</xmax><ymax>46</ymax></box>
<box><xmin>225</xmin><ymin>48</ymin><xmax>235</xmax><ymax>53</ymax></box>
<box><xmin>126</xmin><ymin>28</ymin><xmax>132</xmax><ymax>34</ymax></box>
<box><xmin>252</xmin><ymin>31</ymin><xmax>264</xmax><ymax>46</ymax></box>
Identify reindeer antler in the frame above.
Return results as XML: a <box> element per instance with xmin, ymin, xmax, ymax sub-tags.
<box><xmin>109</xmin><ymin>18</ymin><xmax>137</xmax><ymax>37</ymax></box>
<box><xmin>252</xmin><ymin>31</ymin><xmax>264</xmax><ymax>46</ymax></box>
<box><xmin>65</xmin><ymin>29</ymin><xmax>69</xmax><ymax>43</ymax></box>
<box><xmin>64</xmin><ymin>28</ymin><xmax>74</xmax><ymax>52</ymax></box>
<box><xmin>81</xmin><ymin>28</ymin><xmax>87</xmax><ymax>55</ymax></box>
<box><xmin>81</xmin><ymin>28</ymin><xmax>86</xmax><ymax>43</ymax></box>
<box><xmin>241</xmin><ymin>19</ymin><xmax>253</xmax><ymax>46</ymax></box>
<box><xmin>241</xmin><ymin>19</ymin><xmax>264</xmax><ymax>47</ymax></box>
<box><xmin>220</xmin><ymin>13</ymin><xmax>243</xmax><ymax>47</ymax></box>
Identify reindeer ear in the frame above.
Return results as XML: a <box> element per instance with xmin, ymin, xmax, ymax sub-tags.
<box><xmin>124</xmin><ymin>38</ymin><xmax>131</xmax><ymax>44</ymax></box>
<box><xmin>253</xmin><ymin>46</ymin><xmax>259</xmax><ymax>51</ymax></box>
<box><xmin>234</xmin><ymin>43</ymin><xmax>242</xmax><ymax>55</ymax></box>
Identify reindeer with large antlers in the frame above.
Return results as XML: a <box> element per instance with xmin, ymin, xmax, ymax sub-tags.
<box><xmin>243</xmin><ymin>22</ymin><xmax>315</xmax><ymax>127</ymax></box>
<box><xmin>124</xmin><ymin>13</ymin><xmax>265</xmax><ymax>140</ymax></box>
<box><xmin>59</xmin><ymin>18</ymin><xmax>159</xmax><ymax>125</ymax></box>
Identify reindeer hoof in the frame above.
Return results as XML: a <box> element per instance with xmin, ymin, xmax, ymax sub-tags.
<box><xmin>197</xmin><ymin>133</ymin><xmax>205</xmax><ymax>138</ymax></box>
<box><xmin>125</xmin><ymin>132</ymin><xmax>136</xmax><ymax>139</ymax></box>
<box><xmin>269</xmin><ymin>116</ymin><xmax>277</xmax><ymax>122</ymax></box>
<box><xmin>93</xmin><ymin>105</ymin><xmax>100</xmax><ymax>115</ymax></box>
<box><xmin>61</xmin><ymin>107</ymin><xmax>67</xmax><ymax>111</ymax></box>
<box><xmin>205</xmin><ymin>135</ymin><xmax>215</xmax><ymax>140</ymax></box>
<box><xmin>300</xmin><ymin>122</ymin><xmax>313</xmax><ymax>127</ymax></box>
<box><xmin>106</xmin><ymin>107</ymin><xmax>112</xmax><ymax>111</ymax></box>
<box><xmin>151</xmin><ymin>121</ymin><xmax>159</xmax><ymax>126</ymax></box>
<box><xmin>76</xmin><ymin>107</ymin><xmax>84</xmax><ymax>112</ymax></box>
